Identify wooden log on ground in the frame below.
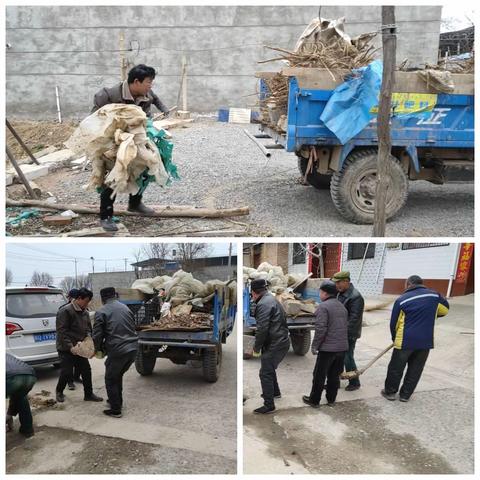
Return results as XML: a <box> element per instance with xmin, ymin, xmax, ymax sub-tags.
<box><xmin>6</xmin><ymin>198</ymin><xmax>250</xmax><ymax>218</ymax></box>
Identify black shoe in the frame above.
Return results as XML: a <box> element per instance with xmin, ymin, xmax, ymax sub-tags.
<box><xmin>84</xmin><ymin>393</ymin><xmax>103</xmax><ymax>402</ymax></box>
<box><xmin>253</xmin><ymin>405</ymin><xmax>275</xmax><ymax>414</ymax></box>
<box><xmin>327</xmin><ymin>402</ymin><xmax>335</xmax><ymax>407</ymax></box>
<box><xmin>67</xmin><ymin>381</ymin><xmax>76</xmax><ymax>390</ymax></box>
<box><xmin>56</xmin><ymin>392</ymin><xmax>65</xmax><ymax>403</ymax></box>
<box><xmin>399</xmin><ymin>396</ymin><xmax>410</xmax><ymax>403</ymax></box>
<box><xmin>100</xmin><ymin>218</ymin><xmax>118</xmax><ymax>232</ymax></box>
<box><xmin>128</xmin><ymin>201</ymin><xmax>155</xmax><ymax>216</ymax></box>
<box><xmin>345</xmin><ymin>384</ymin><xmax>360</xmax><ymax>391</ymax></box>
<box><xmin>381</xmin><ymin>389</ymin><xmax>396</xmax><ymax>401</ymax></box>
<box><xmin>261</xmin><ymin>393</ymin><xmax>282</xmax><ymax>399</ymax></box>
<box><xmin>103</xmin><ymin>409</ymin><xmax>122</xmax><ymax>418</ymax></box>
<box><xmin>19</xmin><ymin>430</ymin><xmax>35</xmax><ymax>438</ymax></box>
<box><xmin>302</xmin><ymin>395</ymin><xmax>320</xmax><ymax>408</ymax></box>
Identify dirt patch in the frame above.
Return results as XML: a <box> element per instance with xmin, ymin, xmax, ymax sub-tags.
<box><xmin>6</xmin><ymin>120</ymin><xmax>78</xmax><ymax>159</ymax></box>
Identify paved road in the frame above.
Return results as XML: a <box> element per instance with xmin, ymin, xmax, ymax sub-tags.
<box><xmin>6</xmin><ymin>324</ymin><xmax>237</xmax><ymax>474</ymax></box>
<box><xmin>243</xmin><ymin>296</ymin><xmax>474</xmax><ymax>474</ymax></box>
<box><xmin>27</xmin><ymin>120</ymin><xmax>474</xmax><ymax>237</ymax></box>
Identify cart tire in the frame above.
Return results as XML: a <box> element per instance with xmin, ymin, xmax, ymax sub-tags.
<box><xmin>203</xmin><ymin>344</ymin><xmax>222</xmax><ymax>383</ymax></box>
<box><xmin>291</xmin><ymin>330</ymin><xmax>311</xmax><ymax>356</ymax></box>
<box><xmin>297</xmin><ymin>155</ymin><xmax>331</xmax><ymax>189</ymax></box>
<box><xmin>135</xmin><ymin>347</ymin><xmax>157</xmax><ymax>376</ymax></box>
<box><xmin>330</xmin><ymin>149</ymin><xmax>408</xmax><ymax>224</ymax></box>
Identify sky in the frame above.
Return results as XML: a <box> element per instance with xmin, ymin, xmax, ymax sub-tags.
<box><xmin>440</xmin><ymin>6</ymin><xmax>474</xmax><ymax>32</ymax></box>
<box><xmin>6</xmin><ymin>242</ymin><xmax>237</xmax><ymax>286</ymax></box>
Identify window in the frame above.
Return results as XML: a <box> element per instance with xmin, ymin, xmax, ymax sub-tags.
<box><xmin>292</xmin><ymin>243</ymin><xmax>306</xmax><ymax>265</ymax></box>
<box><xmin>347</xmin><ymin>243</ymin><xmax>375</xmax><ymax>260</ymax></box>
<box><xmin>6</xmin><ymin>292</ymin><xmax>66</xmax><ymax>318</ymax></box>
<box><xmin>401</xmin><ymin>243</ymin><xmax>449</xmax><ymax>250</ymax></box>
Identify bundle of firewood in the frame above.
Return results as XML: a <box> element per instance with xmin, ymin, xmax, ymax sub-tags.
<box><xmin>139</xmin><ymin>312</ymin><xmax>212</xmax><ymax>331</ymax></box>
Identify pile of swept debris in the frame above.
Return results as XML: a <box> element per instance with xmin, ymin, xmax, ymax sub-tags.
<box><xmin>125</xmin><ymin>269</ymin><xmax>236</xmax><ymax>331</ymax></box>
<box><xmin>244</xmin><ymin>262</ymin><xmax>319</xmax><ymax>316</ymax></box>
<box><xmin>258</xmin><ymin>16</ymin><xmax>475</xmax><ymax>132</ymax></box>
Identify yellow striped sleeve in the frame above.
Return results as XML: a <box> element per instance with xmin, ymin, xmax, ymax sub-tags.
<box><xmin>394</xmin><ymin>310</ymin><xmax>405</xmax><ymax>349</ymax></box>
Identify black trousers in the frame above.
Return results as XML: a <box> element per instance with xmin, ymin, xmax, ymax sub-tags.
<box><xmin>310</xmin><ymin>351</ymin><xmax>345</xmax><ymax>404</ymax></box>
<box><xmin>56</xmin><ymin>351</ymin><xmax>93</xmax><ymax>396</ymax></box>
<box><xmin>344</xmin><ymin>338</ymin><xmax>360</xmax><ymax>387</ymax></box>
<box><xmin>100</xmin><ymin>187</ymin><xmax>143</xmax><ymax>220</ymax></box>
<box><xmin>384</xmin><ymin>348</ymin><xmax>430</xmax><ymax>399</ymax></box>
<box><xmin>259</xmin><ymin>342</ymin><xmax>290</xmax><ymax>408</ymax></box>
<box><xmin>105</xmin><ymin>351</ymin><xmax>137</xmax><ymax>412</ymax></box>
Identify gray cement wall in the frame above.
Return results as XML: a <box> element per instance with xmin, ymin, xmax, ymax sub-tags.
<box><xmin>89</xmin><ymin>271</ymin><xmax>137</xmax><ymax>298</ymax></box>
<box><xmin>6</xmin><ymin>5</ymin><xmax>442</xmax><ymax>119</ymax></box>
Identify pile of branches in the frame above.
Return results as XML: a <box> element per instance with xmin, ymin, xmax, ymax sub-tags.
<box><xmin>140</xmin><ymin>312</ymin><xmax>212</xmax><ymax>331</ymax></box>
<box><xmin>426</xmin><ymin>53</ymin><xmax>474</xmax><ymax>74</ymax></box>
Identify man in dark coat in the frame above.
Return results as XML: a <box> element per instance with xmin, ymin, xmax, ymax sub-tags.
<box><xmin>382</xmin><ymin>275</ymin><xmax>449</xmax><ymax>402</ymax></box>
<box><xmin>6</xmin><ymin>354</ymin><xmax>37</xmax><ymax>437</ymax></box>
<box><xmin>91</xmin><ymin>64</ymin><xmax>170</xmax><ymax>232</ymax></box>
<box><xmin>332</xmin><ymin>271</ymin><xmax>365</xmax><ymax>391</ymax></box>
<box><xmin>251</xmin><ymin>279</ymin><xmax>290</xmax><ymax>414</ymax></box>
<box><xmin>93</xmin><ymin>287</ymin><xmax>138</xmax><ymax>418</ymax></box>
<box><xmin>302</xmin><ymin>280</ymin><xmax>349</xmax><ymax>408</ymax></box>
<box><xmin>55</xmin><ymin>288</ymin><xmax>103</xmax><ymax>404</ymax></box>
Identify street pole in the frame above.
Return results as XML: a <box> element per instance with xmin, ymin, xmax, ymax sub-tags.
<box><xmin>227</xmin><ymin>243</ymin><xmax>232</xmax><ymax>279</ymax></box>
<box><xmin>124</xmin><ymin>258</ymin><xmax>128</xmax><ymax>272</ymax></box>
<box><xmin>120</xmin><ymin>31</ymin><xmax>127</xmax><ymax>81</ymax></box>
<box><xmin>90</xmin><ymin>256</ymin><xmax>95</xmax><ymax>274</ymax></box>
<box><xmin>373</xmin><ymin>6</ymin><xmax>396</xmax><ymax>237</ymax></box>
<box><xmin>74</xmin><ymin>258</ymin><xmax>78</xmax><ymax>288</ymax></box>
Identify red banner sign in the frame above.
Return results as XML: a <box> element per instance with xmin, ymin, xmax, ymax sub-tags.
<box><xmin>455</xmin><ymin>243</ymin><xmax>474</xmax><ymax>283</ymax></box>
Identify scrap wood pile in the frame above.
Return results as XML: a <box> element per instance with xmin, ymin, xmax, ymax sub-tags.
<box><xmin>426</xmin><ymin>52</ymin><xmax>474</xmax><ymax>74</ymax></box>
<box><xmin>130</xmin><ymin>269</ymin><xmax>236</xmax><ymax>331</ymax></box>
<box><xmin>244</xmin><ymin>262</ymin><xmax>318</xmax><ymax>316</ymax></box>
<box><xmin>258</xmin><ymin>17</ymin><xmax>379</xmax><ymax>129</ymax></box>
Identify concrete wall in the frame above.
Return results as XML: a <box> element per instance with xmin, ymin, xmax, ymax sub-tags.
<box><xmin>6</xmin><ymin>5</ymin><xmax>442</xmax><ymax>119</ymax></box>
<box><xmin>89</xmin><ymin>271</ymin><xmax>137</xmax><ymax>298</ymax></box>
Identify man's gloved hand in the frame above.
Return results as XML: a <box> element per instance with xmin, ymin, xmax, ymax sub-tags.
<box><xmin>252</xmin><ymin>350</ymin><xmax>261</xmax><ymax>358</ymax></box>
<box><xmin>311</xmin><ymin>347</ymin><xmax>319</xmax><ymax>356</ymax></box>
<box><xmin>95</xmin><ymin>350</ymin><xmax>105</xmax><ymax>359</ymax></box>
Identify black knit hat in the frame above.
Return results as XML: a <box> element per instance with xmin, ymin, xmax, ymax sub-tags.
<box><xmin>319</xmin><ymin>280</ymin><xmax>338</xmax><ymax>296</ymax></box>
<box><xmin>68</xmin><ymin>288</ymin><xmax>80</xmax><ymax>299</ymax></box>
<box><xmin>251</xmin><ymin>279</ymin><xmax>268</xmax><ymax>292</ymax></box>
<box><xmin>100</xmin><ymin>287</ymin><xmax>116</xmax><ymax>300</ymax></box>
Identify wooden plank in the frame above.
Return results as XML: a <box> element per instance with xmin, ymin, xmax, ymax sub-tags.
<box><xmin>59</xmin><ymin>223</ymin><xmax>130</xmax><ymax>237</ymax></box>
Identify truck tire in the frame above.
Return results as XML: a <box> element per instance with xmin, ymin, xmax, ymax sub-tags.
<box><xmin>297</xmin><ymin>156</ymin><xmax>331</xmax><ymax>190</ymax></box>
<box><xmin>290</xmin><ymin>330</ymin><xmax>311</xmax><ymax>356</ymax></box>
<box><xmin>203</xmin><ymin>344</ymin><xmax>222</xmax><ymax>383</ymax></box>
<box><xmin>330</xmin><ymin>149</ymin><xmax>408</xmax><ymax>224</ymax></box>
<box><xmin>135</xmin><ymin>347</ymin><xmax>157</xmax><ymax>376</ymax></box>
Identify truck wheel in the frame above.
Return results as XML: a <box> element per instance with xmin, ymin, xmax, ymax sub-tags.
<box><xmin>135</xmin><ymin>347</ymin><xmax>157</xmax><ymax>376</ymax></box>
<box><xmin>330</xmin><ymin>149</ymin><xmax>408</xmax><ymax>224</ymax></box>
<box><xmin>291</xmin><ymin>330</ymin><xmax>311</xmax><ymax>356</ymax></box>
<box><xmin>203</xmin><ymin>344</ymin><xmax>222</xmax><ymax>383</ymax></box>
<box><xmin>297</xmin><ymin>156</ymin><xmax>331</xmax><ymax>189</ymax></box>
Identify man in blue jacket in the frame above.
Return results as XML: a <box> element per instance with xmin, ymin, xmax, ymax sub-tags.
<box><xmin>382</xmin><ymin>275</ymin><xmax>449</xmax><ymax>402</ymax></box>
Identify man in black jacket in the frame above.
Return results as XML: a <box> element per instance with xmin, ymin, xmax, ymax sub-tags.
<box><xmin>332</xmin><ymin>271</ymin><xmax>365</xmax><ymax>391</ymax></box>
<box><xmin>93</xmin><ymin>287</ymin><xmax>138</xmax><ymax>418</ymax></box>
<box><xmin>251</xmin><ymin>279</ymin><xmax>290</xmax><ymax>414</ymax></box>
<box><xmin>55</xmin><ymin>288</ymin><xmax>103</xmax><ymax>404</ymax></box>
<box><xmin>91</xmin><ymin>64</ymin><xmax>170</xmax><ymax>232</ymax></box>
<box><xmin>302</xmin><ymin>280</ymin><xmax>348</xmax><ymax>408</ymax></box>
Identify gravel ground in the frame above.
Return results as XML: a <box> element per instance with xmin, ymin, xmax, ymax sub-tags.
<box><xmin>8</xmin><ymin>119</ymin><xmax>474</xmax><ymax>237</ymax></box>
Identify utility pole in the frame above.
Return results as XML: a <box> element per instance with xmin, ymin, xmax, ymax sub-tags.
<box><xmin>373</xmin><ymin>6</ymin><xmax>396</xmax><ymax>237</ymax></box>
<box><xmin>227</xmin><ymin>243</ymin><xmax>232</xmax><ymax>280</ymax></box>
<box><xmin>74</xmin><ymin>258</ymin><xmax>78</xmax><ymax>288</ymax></box>
<box><xmin>124</xmin><ymin>258</ymin><xmax>128</xmax><ymax>272</ymax></box>
<box><xmin>119</xmin><ymin>31</ymin><xmax>127</xmax><ymax>81</ymax></box>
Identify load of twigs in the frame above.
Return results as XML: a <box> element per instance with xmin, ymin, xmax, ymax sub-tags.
<box><xmin>139</xmin><ymin>312</ymin><xmax>212</xmax><ymax>331</ymax></box>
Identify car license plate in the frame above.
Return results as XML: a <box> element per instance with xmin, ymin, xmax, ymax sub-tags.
<box><xmin>34</xmin><ymin>332</ymin><xmax>56</xmax><ymax>342</ymax></box>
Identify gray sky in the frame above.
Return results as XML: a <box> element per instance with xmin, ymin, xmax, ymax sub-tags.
<box><xmin>6</xmin><ymin>242</ymin><xmax>236</xmax><ymax>286</ymax></box>
<box><xmin>441</xmin><ymin>6</ymin><xmax>474</xmax><ymax>32</ymax></box>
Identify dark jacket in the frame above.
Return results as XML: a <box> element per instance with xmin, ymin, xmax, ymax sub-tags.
<box><xmin>56</xmin><ymin>302</ymin><xmax>92</xmax><ymax>352</ymax></box>
<box><xmin>91</xmin><ymin>81</ymin><xmax>168</xmax><ymax>118</ymax></box>
<box><xmin>6</xmin><ymin>354</ymin><xmax>36</xmax><ymax>378</ymax></box>
<box><xmin>390</xmin><ymin>285</ymin><xmax>449</xmax><ymax>350</ymax></box>
<box><xmin>253</xmin><ymin>292</ymin><xmax>290</xmax><ymax>353</ymax></box>
<box><xmin>337</xmin><ymin>284</ymin><xmax>364</xmax><ymax>340</ymax></box>
<box><xmin>93</xmin><ymin>299</ymin><xmax>138</xmax><ymax>357</ymax></box>
<box><xmin>311</xmin><ymin>297</ymin><xmax>349</xmax><ymax>352</ymax></box>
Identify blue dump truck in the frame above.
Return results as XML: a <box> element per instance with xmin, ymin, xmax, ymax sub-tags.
<box><xmin>255</xmin><ymin>67</ymin><xmax>474</xmax><ymax>224</ymax></box>
<box><xmin>120</xmin><ymin>284</ymin><xmax>236</xmax><ymax>383</ymax></box>
<box><xmin>243</xmin><ymin>279</ymin><xmax>321</xmax><ymax>356</ymax></box>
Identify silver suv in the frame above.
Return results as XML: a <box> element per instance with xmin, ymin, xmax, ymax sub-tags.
<box><xmin>6</xmin><ymin>287</ymin><xmax>67</xmax><ymax>366</ymax></box>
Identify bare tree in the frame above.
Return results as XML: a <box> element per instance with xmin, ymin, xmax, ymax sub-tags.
<box><xmin>137</xmin><ymin>243</ymin><xmax>173</xmax><ymax>278</ymax></box>
<box><xmin>59</xmin><ymin>275</ymin><xmax>91</xmax><ymax>294</ymax></box>
<box><xmin>6</xmin><ymin>268</ymin><xmax>13</xmax><ymax>286</ymax></box>
<box><xmin>175</xmin><ymin>243</ymin><xmax>212</xmax><ymax>272</ymax></box>
<box><xmin>30</xmin><ymin>271</ymin><xmax>54</xmax><ymax>287</ymax></box>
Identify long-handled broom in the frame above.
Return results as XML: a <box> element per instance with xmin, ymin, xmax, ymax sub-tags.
<box><xmin>340</xmin><ymin>343</ymin><xmax>394</xmax><ymax>380</ymax></box>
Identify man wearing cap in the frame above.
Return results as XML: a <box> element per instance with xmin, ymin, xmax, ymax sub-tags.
<box><xmin>381</xmin><ymin>275</ymin><xmax>449</xmax><ymax>402</ymax></box>
<box><xmin>250</xmin><ymin>279</ymin><xmax>290</xmax><ymax>414</ymax></box>
<box><xmin>331</xmin><ymin>271</ymin><xmax>365</xmax><ymax>391</ymax></box>
<box><xmin>55</xmin><ymin>288</ymin><xmax>103</xmax><ymax>404</ymax></box>
<box><xmin>93</xmin><ymin>287</ymin><xmax>138</xmax><ymax>418</ymax></box>
<box><xmin>302</xmin><ymin>280</ymin><xmax>348</xmax><ymax>408</ymax></box>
